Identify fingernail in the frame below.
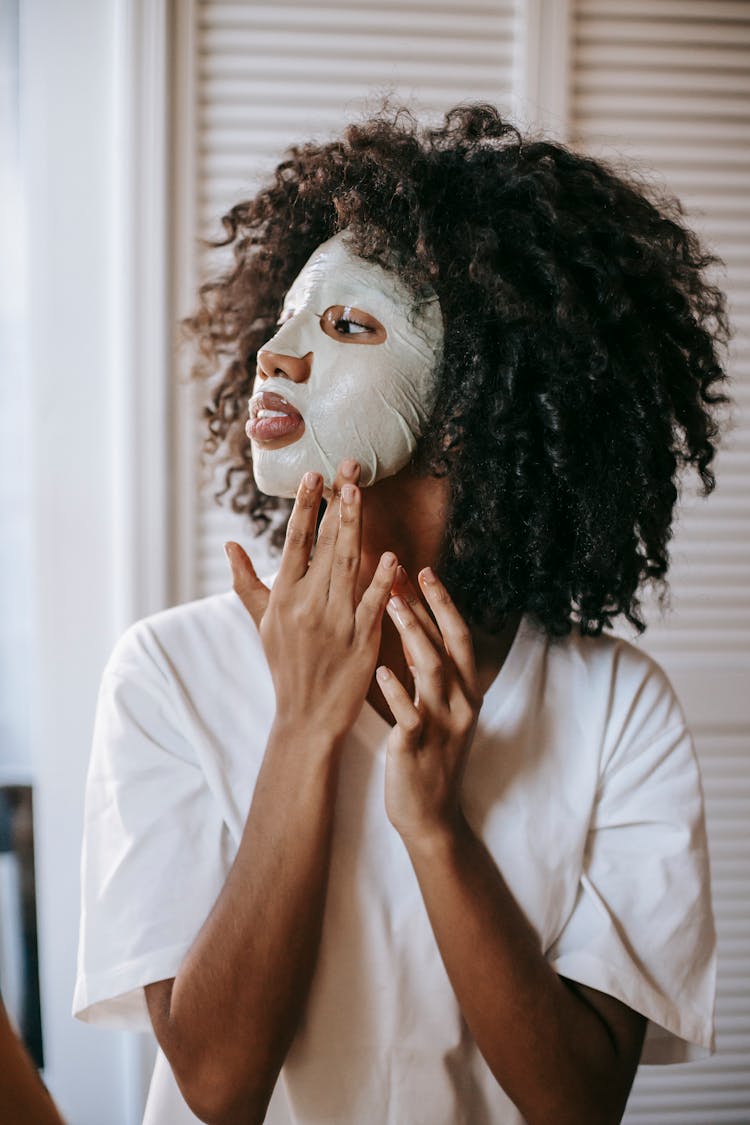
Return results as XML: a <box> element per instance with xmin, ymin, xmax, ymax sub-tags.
<box><xmin>304</xmin><ymin>471</ymin><xmax>320</xmax><ymax>488</ymax></box>
<box><xmin>342</xmin><ymin>459</ymin><xmax>358</xmax><ymax>477</ymax></box>
<box><xmin>381</xmin><ymin>551</ymin><xmax>396</xmax><ymax>568</ymax></box>
<box><xmin>224</xmin><ymin>543</ymin><xmax>235</xmax><ymax>568</ymax></box>
<box><xmin>420</xmin><ymin>567</ymin><xmax>436</xmax><ymax>585</ymax></box>
<box><xmin>396</xmin><ymin>564</ymin><xmax>408</xmax><ymax>583</ymax></box>
<box><xmin>376</xmin><ymin>665</ymin><xmax>391</xmax><ymax>683</ymax></box>
<box><xmin>342</xmin><ymin>483</ymin><xmax>356</xmax><ymax>504</ymax></box>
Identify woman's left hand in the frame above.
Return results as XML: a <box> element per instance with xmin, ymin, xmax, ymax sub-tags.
<box><xmin>378</xmin><ymin>567</ymin><xmax>482</xmax><ymax>847</ymax></box>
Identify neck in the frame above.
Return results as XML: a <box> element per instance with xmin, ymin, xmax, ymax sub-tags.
<box><xmin>338</xmin><ymin>464</ymin><xmax>521</xmax><ymax>715</ymax></box>
<box><xmin>357</xmin><ymin>465</ymin><xmax>451</xmax><ymax>595</ymax></box>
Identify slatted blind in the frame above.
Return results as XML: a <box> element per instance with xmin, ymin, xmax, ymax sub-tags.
<box><xmin>569</xmin><ymin>2</ymin><xmax>750</xmax><ymax>1120</ymax></box>
<box><xmin>175</xmin><ymin>1</ymin><xmax>749</xmax><ymax>1119</ymax></box>
<box><xmin>185</xmin><ymin>0</ymin><xmax>520</xmax><ymax>593</ymax></box>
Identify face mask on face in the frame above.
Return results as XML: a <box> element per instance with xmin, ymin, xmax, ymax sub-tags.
<box><xmin>246</xmin><ymin>231</ymin><xmax>444</xmax><ymax>498</ymax></box>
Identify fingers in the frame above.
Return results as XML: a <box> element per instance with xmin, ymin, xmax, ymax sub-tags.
<box><xmin>224</xmin><ymin>542</ymin><xmax>270</xmax><ymax>628</ymax></box>
<box><xmin>355</xmin><ymin>550</ymin><xmax>398</xmax><ymax>636</ymax></box>
<box><xmin>276</xmin><ymin>471</ymin><xmax>324</xmax><ymax>587</ymax></box>
<box><xmin>385</xmin><ymin>594</ymin><xmax>448</xmax><ymax>711</ymax></box>
<box><xmin>392</xmin><ymin>565</ymin><xmax>443</xmax><ymax>652</ymax></box>
<box><xmin>417</xmin><ymin>569</ymin><xmax>481</xmax><ymax>705</ymax></box>
<box><xmin>375</xmin><ymin>666</ymin><xmax>422</xmax><ymax>749</ymax></box>
<box><xmin>327</xmin><ymin>479</ymin><xmax>362</xmax><ymax>609</ymax></box>
<box><xmin>307</xmin><ymin>459</ymin><xmax>361</xmax><ymax>589</ymax></box>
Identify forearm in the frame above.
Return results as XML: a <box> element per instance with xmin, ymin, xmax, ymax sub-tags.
<box><xmin>153</xmin><ymin>720</ymin><xmax>341</xmax><ymax>1124</ymax></box>
<box><xmin>0</xmin><ymin>1000</ymin><xmax>65</xmax><ymax>1125</ymax></box>
<box><xmin>405</xmin><ymin>816</ymin><xmax>628</xmax><ymax>1125</ymax></box>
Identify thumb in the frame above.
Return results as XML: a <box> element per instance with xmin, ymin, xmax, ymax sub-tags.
<box><xmin>224</xmin><ymin>542</ymin><xmax>269</xmax><ymax>628</ymax></box>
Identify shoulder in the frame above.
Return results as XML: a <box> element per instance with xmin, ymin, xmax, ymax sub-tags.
<box><xmin>105</xmin><ymin>588</ymin><xmax>263</xmax><ymax>686</ymax></box>
<box><xmin>91</xmin><ymin>587</ymin><xmax>278</xmax><ymax>784</ymax></box>
<box><xmin>540</xmin><ymin>622</ymin><xmax>689</xmax><ymax>766</ymax></box>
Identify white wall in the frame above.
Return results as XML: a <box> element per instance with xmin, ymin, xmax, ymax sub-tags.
<box><xmin>0</xmin><ymin>0</ymin><xmax>34</xmax><ymax>788</ymax></box>
<box><xmin>21</xmin><ymin>0</ymin><xmax>150</xmax><ymax>1120</ymax></box>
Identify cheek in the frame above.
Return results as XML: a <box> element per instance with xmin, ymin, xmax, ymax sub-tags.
<box><xmin>307</xmin><ymin>341</ymin><xmax>382</xmax><ymax>408</ymax></box>
<box><xmin>347</xmin><ymin>344</ymin><xmax>395</xmax><ymax>386</ymax></box>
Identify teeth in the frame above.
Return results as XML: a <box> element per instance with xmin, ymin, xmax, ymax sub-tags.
<box><xmin>257</xmin><ymin>408</ymin><xmax>292</xmax><ymax>419</ymax></box>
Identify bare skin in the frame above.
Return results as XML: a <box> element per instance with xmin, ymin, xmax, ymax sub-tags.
<box><xmin>145</xmin><ymin>458</ymin><xmax>645</xmax><ymax>1125</ymax></box>
<box><xmin>0</xmin><ymin>997</ymin><xmax>65</xmax><ymax>1125</ymax></box>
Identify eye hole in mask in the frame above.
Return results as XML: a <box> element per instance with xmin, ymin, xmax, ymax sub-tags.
<box><xmin>320</xmin><ymin>305</ymin><xmax>386</xmax><ymax>343</ymax></box>
<box><xmin>278</xmin><ymin>304</ymin><xmax>387</xmax><ymax>345</ymax></box>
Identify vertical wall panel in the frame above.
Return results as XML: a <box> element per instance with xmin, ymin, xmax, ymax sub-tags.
<box><xmin>570</xmin><ymin>2</ymin><xmax>750</xmax><ymax>1120</ymax></box>
<box><xmin>172</xmin><ymin>3</ymin><xmax>748</xmax><ymax>1119</ymax></box>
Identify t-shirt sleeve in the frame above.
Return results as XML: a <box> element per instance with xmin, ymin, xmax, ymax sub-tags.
<box><xmin>73</xmin><ymin>621</ymin><xmax>232</xmax><ymax>1031</ymax></box>
<box><xmin>547</xmin><ymin>658</ymin><xmax>716</xmax><ymax>1064</ymax></box>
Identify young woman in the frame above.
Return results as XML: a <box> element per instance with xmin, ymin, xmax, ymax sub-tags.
<box><xmin>75</xmin><ymin>105</ymin><xmax>727</xmax><ymax>1125</ymax></box>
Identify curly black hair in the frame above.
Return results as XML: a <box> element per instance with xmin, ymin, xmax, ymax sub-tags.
<box><xmin>185</xmin><ymin>102</ymin><xmax>731</xmax><ymax>638</ymax></box>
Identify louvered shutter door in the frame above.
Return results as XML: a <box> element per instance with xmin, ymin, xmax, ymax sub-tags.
<box><xmin>173</xmin><ymin>1</ymin><xmax>749</xmax><ymax>1119</ymax></box>
<box><xmin>177</xmin><ymin>0</ymin><xmax>520</xmax><ymax>595</ymax></box>
<box><xmin>569</xmin><ymin>2</ymin><xmax>750</xmax><ymax>1120</ymax></box>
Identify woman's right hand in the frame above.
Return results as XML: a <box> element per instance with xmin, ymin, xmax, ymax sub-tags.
<box><xmin>225</xmin><ymin>459</ymin><xmax>397</xmax><ymax>747</ymax></box>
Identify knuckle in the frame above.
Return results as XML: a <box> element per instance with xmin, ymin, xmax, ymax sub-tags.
<box><xmin>290</xmin><ymin>602</ymin><xmax>316</xmax><ymax>630</ymax></box>
<box><xmin>403</xmin><ymin>714</ymin><xmax>423</xmax><ymax>738</ymax></box>
<box><xmin>454</xmin><ymin>624</ymin><xmax>472</xmax><ymax>646</ymax></box>
<box><xmin>333</xmin><ymin>553</ymin><xmax>357</xmax><ymax>574</ymax></box>
<box><xmin>285</xmin><ymin>524</ymin><xmax>311</xmax><ymax>550</ymax></box>
<box><xmin>316</xmin><ymin>530</ymin><xmax>337</xmax><ymax>552</ymax></box>
<box><xmin>377</xmin><ymin>575</ymin><xmax>395</xmax><ymax>600</ymax></box>
<box><xmin>294</xmin><ymin>493</ymin><xmax>317</xmax><ymax>512</ymax></box>
<box><xmin>455</xmin><ymin>706</ymin><xmax>476</xmax><ymax>735</ymax></box>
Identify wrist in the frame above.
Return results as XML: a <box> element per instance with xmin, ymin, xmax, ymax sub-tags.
<box><xmin>399</xmin><ymin>808</ymin><xmax>473</xmax><ymax>863</ymax></box>
<box><xmin>268</xmin><ymin>717</ymin><xmax>344</xmax><ymax>761</ymax></box>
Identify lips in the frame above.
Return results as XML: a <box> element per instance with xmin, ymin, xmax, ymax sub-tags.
<box><xmin>246</xmin><ymin>390</ymin><xmax>304</xmax><ymax>443</ymax></box>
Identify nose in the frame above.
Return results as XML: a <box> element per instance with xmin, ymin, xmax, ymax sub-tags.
<box><xmin>256</xmin><ymin>349</ymin><xmax>313</xmax><ymax>384</ymax></box>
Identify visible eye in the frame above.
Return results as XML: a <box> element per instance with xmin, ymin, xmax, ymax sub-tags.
<box><xmin>332</xmin><ymin>317</ymin><xmax>368</xmax><ymax>336</ymax></box>
<box><xmin>320</xmin><ymin>305</ymin><xmax>386</xmax><ymax>344</ymax></box>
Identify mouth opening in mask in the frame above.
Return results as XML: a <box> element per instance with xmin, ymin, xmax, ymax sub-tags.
<box><xmin>246</xmin><ymin>390</ymin><xmax>305</xmax><ymax>444</ymax></box>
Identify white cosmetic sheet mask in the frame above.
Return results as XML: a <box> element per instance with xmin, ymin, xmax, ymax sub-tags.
<box><xmin>249</xmin><ymin>231</ymin><xmax>444</xmax><ymax>498</ymax></box>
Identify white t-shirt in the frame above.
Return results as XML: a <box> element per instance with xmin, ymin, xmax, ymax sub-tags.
<box><xmin>73</xmin><ymin>585</ymin><xmax>716</xmax><ymax>1124</ymax></box>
